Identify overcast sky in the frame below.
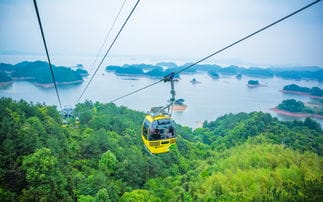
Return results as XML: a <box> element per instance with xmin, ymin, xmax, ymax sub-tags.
<box><xmin>0</xmin><ymin>0</ymin><xmax>322</xmax><ymax>67</ymax></box>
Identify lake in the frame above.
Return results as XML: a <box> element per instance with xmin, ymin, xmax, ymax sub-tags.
<box><xmin>0</xmin><ymin>67</ymin><xmax>322</xmax><ymax>128</ymax></box>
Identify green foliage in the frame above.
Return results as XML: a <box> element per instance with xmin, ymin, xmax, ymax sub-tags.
<box><xmin>202</xmin><ymin>111</ymin><xmax>322</xmax><ymax>154</ymax></box>
<box><xmin>278</xmin><ymin>99</ymin><xmax>306</xmax><ymax>112</ymax></box>
<box><xmin>194</xmin><ymin>142</ymin><xmax>322</xmax><ymax>201</ymax></box>
<box><xmin>283</xmin><ymin>84</ymin><xmax>309</xmax><ymax>93</ymax></box>
<box><xmin>95</xmin><ymin>188</ymin><xmax>111</xmax><ymax>202</ymax></box>
<box><xmin>0</xmin><ymin>98</ymin><xmax>322</xmax><ymax>201</ymax></box>
<box><xmin>1</xmin><ymin>61</ymin><xmax>87</xmax><ymax>85</ymax></box>
<box><xmin>21</xmin><ymin>148</ymin><xmax>69</xmax><ymax>201</ymax></box>
<box><xmin>119</xmin><ymin>189</ymin><xmax>161</xmax><ymax>202</ymax></box>
<box><xmin>283</xmin><ymin>84</ymin><xmax>323</xmax><ymax>96</ymax></box>
<box><xmin>277</xmin><ymin>99</ymin><xmax>323</xmax><ymax>115</ymax></box>
<box><xmin>99</xmin><ymin>151</ymin><xmax>117</xmax><ymax>176</ymax></box>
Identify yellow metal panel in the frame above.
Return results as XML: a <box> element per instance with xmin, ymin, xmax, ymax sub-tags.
<box><xmin>141</xmin><ymin>134</ymin><xmax>176</xmax><ymax>155</ymax></box>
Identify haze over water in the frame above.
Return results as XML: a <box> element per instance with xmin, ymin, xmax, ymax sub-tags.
<box><xmin>0</xmin><ymin>62</ymin><xmax>322</xmax><ymax>128</ymax></box>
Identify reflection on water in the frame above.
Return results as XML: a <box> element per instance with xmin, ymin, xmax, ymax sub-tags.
<box><xmin>0</xmin><ymin>69</ymin><xmax>322</xmax><ymax>128</ymax></box>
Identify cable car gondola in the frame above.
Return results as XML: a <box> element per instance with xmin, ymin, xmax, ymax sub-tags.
<box><xmin>141</xmin><ymin>73</ymin><xmax>177</xmax><ymax>154</ymax></box>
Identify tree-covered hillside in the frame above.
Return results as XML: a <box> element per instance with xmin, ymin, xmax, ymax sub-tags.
<box><xmin>283</xmin><ymin>84</ymin><xmax>323</xmax><ymax>97</ymax></box>
<box><xmin>0</xmin><ymin>61</ymin><xmax>88</xmax><ymax>86</ymax></box>
<box><xmin>0</xmin><ymin>98</ymin><xmax>322</xmax><ymax>201</ymax></box>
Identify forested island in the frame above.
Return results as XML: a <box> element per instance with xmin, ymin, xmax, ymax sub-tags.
<box><xmin>207</xmin><ymin>70</ymin><xmax>219</xmax><ymax>79</ymax></box>
<box><xmin>0</xmin><ymin>97</ymin><xmax>322</xmax><ymax>201</ymax></box>
<box><xmin>0</xmin><ymin>61</ymin><xmax>88</xmax><ymax>87</ymax></box>
<box><xmin>271</xmin><ymin>99</ymin><xmax>323</xmax><ymax>119</ymax></box>
<box><xmin>281</xmin><ymin>84</ymin><xmax>323</xmax><ymax>98</ymax></box>
<box><xmin>247</xmin><ymin>80</ymin><xmax>261</xmax><ymax>87</ymax></box>
<box><xmin>106</xmin><ymin>62</ymin><xmax>322</xmax><ymax>81</ymax></box>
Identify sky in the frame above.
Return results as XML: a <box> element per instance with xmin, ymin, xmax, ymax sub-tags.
<box><xmin>0</xmin><ymin>0</ymin><xmax>322</xmax><ymax>68</ymax></box>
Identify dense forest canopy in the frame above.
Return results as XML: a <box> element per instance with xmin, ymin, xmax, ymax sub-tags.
<box><xmin>277</xmin><ymin>99</ymin><xmax>323</xmax><ymax>115</ymax></box>
<box><xmin>0</xmin><ymin>97</ymin><xmax>322</xmax><ymax>201</ymax></box>
<box><xmin>283</xmin><ymin>84</ymin><xmax>323</xmax><ymax>97</ymax></box>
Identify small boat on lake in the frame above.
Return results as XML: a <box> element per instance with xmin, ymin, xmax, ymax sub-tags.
<box><xmin>190</xmin><ymin>78</ymin><xmax>201</xmax><ymax>84</ymax></box>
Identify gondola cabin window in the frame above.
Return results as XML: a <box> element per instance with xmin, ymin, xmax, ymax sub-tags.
<box><xmin>149</xmin><ymin>118</ymin><xmax>175</xmax><ymax>140</ymax></box>
<box><xmin>142</xmin><ymin>120</ymin><xmax>150</xmax><ymax>140</ymax></box>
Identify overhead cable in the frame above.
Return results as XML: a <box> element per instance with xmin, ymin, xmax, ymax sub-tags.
<box><xmin>77</xmin><ymin>0</ymin><xmax>141</xmax><ymax>103</ymax></box>
<box><xmin>88</xmin><ymin>0</ymin><xmax>128</xmax><ymax>75</ymax></box>
<box><xmin>108</xmin><ymin>0</ymin><xmax>321</xmax><ymax>103</ymax></box>
<box><xmin>33</xmin><ymin>0</ymin><xmax>63</xmax><ymax>110</ymax></box>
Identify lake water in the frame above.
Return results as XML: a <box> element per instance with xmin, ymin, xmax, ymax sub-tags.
<box><xmin>0</xmin><ymin>67</ymin><xmax>322</xmax><ymax>128</ymax></box>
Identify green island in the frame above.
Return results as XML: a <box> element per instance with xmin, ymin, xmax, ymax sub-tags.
<box><xmin>0</xmin><ymin>61</ymin><xmax>88</xmax><ymax>87</ymax></box>
<box><xmin>106</xmin><ymin>63</ymin><xmax>322</xmax><ymax>81</ymax></box>
<box><xmin>207</xmin><ymin>70</ymin><xmax>220</xmax><ymax>79</ymax></box>
<box><xmin>282</xmin><ymin>84</ymin><xmax>323</xmax><ymax>98</ymax></box>
<box><xmin>247</xmin><ymin>80</ymin><xmax>260</xmax><ymax>87</ymax></box>
<box><xmin>1</xmin><ymin>97</ymin><xmax>322</xmax><ymax>201</ymax></box>
<box><xmin>272</xmin><ymin>99</ymin><xmax>323</xmax><ymax>118</ymax></box>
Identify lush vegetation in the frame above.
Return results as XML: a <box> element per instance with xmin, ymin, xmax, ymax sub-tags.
<box><xmin>0</xmin><ymin>97</ymin><xmax>322</xmax><ymax>201</ymax></box>
<box><xmin>0</xmin><ymin>61</ymin><xmax>88</xmax><ymax>86</ymax></box>
<box><xmin>106</xmin><ymin>63</ymin><xmax>322</xmax><ymax>81</ymax></box>
<box><xmin>277</xmin><ymin>99</ymin><xmax>323</xmax><ymax>115</ymax></box>
<box><xmin>283</xmin><ymin>84</ymin><xmax>323</xmax><ymax>97</ymax></box>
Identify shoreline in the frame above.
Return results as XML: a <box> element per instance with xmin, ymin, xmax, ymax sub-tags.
<box><xmin>0</xmin><ymin>81</ymin><xmax>13</xmax><ymax>87</ymax></box>
<box><xmin>34</xmin><ymin>80</ymin><xmax>83</xmax><ymax>88</ymax></box>
<box><xmin>247</xmin><ymin>84</ymin><xmax>267</xmax><ymax>88</ymax></box>
<box><xmin>172</xmin><ymin>104</ymin><xmax>188</xmax><ymax>112</ymax></box>
<box><xmin>270</xmin><ymin>107</ymin><xmax>323</xmax><ymax>119</ymax></box>
<box><xmin>280</xmin><ymin>90</ymin><xmax>323</xmax><ymax>99</ymax></box>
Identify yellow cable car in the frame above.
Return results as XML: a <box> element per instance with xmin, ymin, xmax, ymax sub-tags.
<box><xmin>142</xmin><ymin>107</ymin><xmax>176</xmax><ymax>154</ymax></box>
<box><xmin>141</xmin><ymin>72</ymin><xmax>177</xmax><ymax>154</ymax></box>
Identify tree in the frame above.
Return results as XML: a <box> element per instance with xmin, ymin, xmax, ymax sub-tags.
<box><xmin>119</xmin><ymin>190</ymin><xmax>161</xmax><ymax>202</ymax></box>
<box><xmin>21</xmin><ymin>148</ymin><xmax>69</xmax><ymax>201</ymax></box>
<box><xmin>95</xmin><ymin>188</ymin><xmax>111</xmax><ymax>202</ymax></box>
<box><xmin>99</xmin><ymin>151</ymin><xmax>117</xmax><ymax>176</ymax></box>
<box><xmin>278</xmin><ymin>99</ymin><xmax>305</xmax><ymax>112</ymax></box>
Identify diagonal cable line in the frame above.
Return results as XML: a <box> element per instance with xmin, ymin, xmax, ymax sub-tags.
<box><xmin>88</xmin><ymin>0</ymin><xmax>127</xmax><ymax>76</ymax></box>
<box><xmin>175</xmin><ymin>0</ymin><xmax>321</xmax><ymax>75</ymax></box>
<box><xmin>33</xmin><ymin>0</ymin><xmax>63</xmax><ymax>110</ymax></box>
<box><xmin>77</xmin><ymin>0</ymin><xmax>141</xmax><ymax>103</ymax></box>
<box><xmin>108</xmin><ymin>0</ymin><xmax>321</xmax><ymax>104</ymax></box>
<box><xmin>109</xmin><ymin>79</ymin><xmax>164</xmax><ymax>103</ymax></box>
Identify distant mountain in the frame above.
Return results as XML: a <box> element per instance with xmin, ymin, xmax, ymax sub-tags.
<box><xmin>106</xmin><ymin>64</ymin><xmax>180</xmax><ymax>78</ymax></box>
<box><xmin>107</xmin><ymin>62</ymin><xmax>322</xmax><ymax>81</ymax></box>
<box><xmin>273</xmin><ymin>69</ymin><xmax>323</xmax><ymax>81</ymax></box>
<box><xmin>0</xmin><ymin>61</ymin><xmax>88</xmax><ymax>87</ymax></box>
<box><xmin>240</xmin><ymin>67</ymin><xmax>274</xmax><ymax>77</ymax></box>
<box><xmin>155</xmin><ymin>62</ymin><xmax>178</xmax><ymax>68</ymax></box>
<box><xmin>270</xmin><ymin>66</ymin><xmax>322</xmax><ymax>72</ymax></box>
